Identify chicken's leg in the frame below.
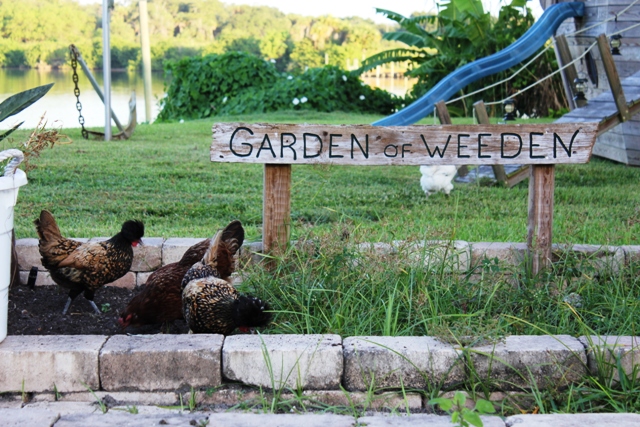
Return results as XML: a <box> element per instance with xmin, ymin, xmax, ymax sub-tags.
<box><xmin>62</xmin><ymin>296</ymin><xmax>73</xmax><ymax>315</ymax></box>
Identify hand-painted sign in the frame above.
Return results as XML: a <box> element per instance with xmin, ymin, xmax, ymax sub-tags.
<box><xmin>212</xmin><ymin>122</ymin><xmax>598</xmax><ymax>165</ymax></box>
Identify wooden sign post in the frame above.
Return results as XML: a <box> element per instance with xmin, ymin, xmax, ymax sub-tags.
<box><xmin>213</xmin><ymin>122</ymin><xmax>598</xmax><ymax>274</ymax></box>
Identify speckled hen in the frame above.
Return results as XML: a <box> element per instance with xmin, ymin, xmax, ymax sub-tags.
<box><xmin>34</xmin><ymin>210</ymin><xmax>144</xmax><ymax>315</ymax></box>
<box><xmin>181</xmin><ymin>220</ymin><xmax>271</xmax><ymax>334</ymax></box>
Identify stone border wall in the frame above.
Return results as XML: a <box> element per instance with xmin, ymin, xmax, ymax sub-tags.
<box><xmin>0</xmin><ymin>334</ymin><xmax>638</xmax><ymax>399</ymax></box>
<box><xmin>13</xmin><ymin>237</ymin><xmax>640</xmax><ymax>288</ymax></box>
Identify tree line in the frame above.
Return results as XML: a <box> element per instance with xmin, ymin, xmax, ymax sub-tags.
<box><xmin>0</xmin><ymin>0</ymin><xmax>407</xmax><ymax>73</ymax></box>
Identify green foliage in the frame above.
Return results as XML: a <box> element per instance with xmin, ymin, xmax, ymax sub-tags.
<box><xmin>0</xmin><ymin>83</ymin><xmax>53</xmax><ymax>146</ymax></box>
<box><xmin>157</xmin><ymin>52</ymin><xmax>279</xmax><ymax>121</ymax></box>
<box><xmin>219</xmin><ymin>66</ymin><xmax>401</xmax><ymax>116</ymax></box>
<box><xmin>357</xmin><ymin>0</ymin><xmax>565</xmax><ymax>116</ymax></box>
<box><xmin>0</xmin><ymin>0</ymin><xmax>397</xmax><ymax>75</ymax></box>
<box><xmin>157</xmin><ymin>53</ymin><xmax>401</xmax><ymax>121</ymax></box>
<box><xmin>430</xmin><ymin>392</ymin><xmax>496</xmax><ymax>427</ymax></box>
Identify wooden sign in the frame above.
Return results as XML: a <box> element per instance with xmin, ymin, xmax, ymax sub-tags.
<box><xmin>212</xmin><ymin>122</ymin><xmax>599</xmax><ymax>166</ymax></box>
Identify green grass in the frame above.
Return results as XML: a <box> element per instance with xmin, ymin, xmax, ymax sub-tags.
<box><xmin>4</xmin><ymin>110</ymin><xmax>640</xmax><ymax>247</ymax></box>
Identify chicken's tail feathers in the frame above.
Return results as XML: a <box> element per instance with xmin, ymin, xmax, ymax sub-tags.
<box><xmin>34</xmin><ymin>210</ymin><xmax>62</xmax><ymax>242</ymax></box>
<box><xmin>221</xmin><ymin>220</ymin><xmax>244</xmax><ymax>256</ymax></box>
<box><xmin>201</xmin><ymin>220</ymin><xmax>244</xmax><ymax>275</ymax></box>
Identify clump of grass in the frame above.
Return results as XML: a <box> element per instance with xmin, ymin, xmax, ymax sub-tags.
<box><xmin>240</xmin><ymin>224</ymin><xmax>640</xmax><ymax>339</ymax></box>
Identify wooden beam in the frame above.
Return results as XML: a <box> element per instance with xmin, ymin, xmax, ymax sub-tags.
<box><xmin>263</xmin><ymin>164</ymin><xmax>291</xmax><ymax>256</ymax></box>
<box><xmin>435</xmin><ymin>100</ymin><xmax>468</xmax><ymax>177</ymax></box>
<box><xmin>597</xmin><ymin>33</ymin><xmax>630</xmax><ymax>122</ymax></box>
<box><xmin>527</xmin><ymin>165</ymin><xmax>555</xmax><ymax>275</ymax></box>
<box><xmin>553</xmin><ymin>35</ymin><xmax>578</xmax><ymax>111</ymax></box>
<box><xmin>473</xmin><ymin>100</ymin><xmax>508</xmax><ymax>185</ymax></box>
<box><xmin>435</xmin><ymin>100</ymin><xmax>452</xmax><ymax>125</ymax></box>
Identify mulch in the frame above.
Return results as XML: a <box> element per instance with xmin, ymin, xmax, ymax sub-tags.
<box><xmin>7</xmin><ymin>284</ymin><xmax>189</xmax><ymax>335</ymax></box>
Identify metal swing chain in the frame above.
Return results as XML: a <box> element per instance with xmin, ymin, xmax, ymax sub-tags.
<box><xmin>69</xmin><ymin>45</ymin><xmax>89</xmax><ymax>139</ymax></box>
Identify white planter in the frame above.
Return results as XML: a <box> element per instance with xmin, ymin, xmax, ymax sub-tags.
<box><xmin>0</xmin><ymin>150</ymin><xmax>27</xmax><ymax>343</ymax></box>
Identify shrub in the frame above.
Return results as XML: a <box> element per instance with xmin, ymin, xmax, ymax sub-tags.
<box><xmin>156</xmin><ymin>51</ymin><xmax>280</xmax><ymax>121</ymax></box>
<box><xmin>157</xmin><ymin>52</ymin><xmax>402</xmax><ymax>121</ymax></box>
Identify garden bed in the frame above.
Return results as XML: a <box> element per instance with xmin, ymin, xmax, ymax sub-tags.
<box><xmin>7</xmin><ymin>284</ymin><xmax>189</xmax><ymax>336</ymax></box>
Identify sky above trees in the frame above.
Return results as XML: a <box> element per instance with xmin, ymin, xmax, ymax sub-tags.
<box><xmin>75</xmin><ymin>0</ymin><xmax>544</xmax><ymax>23</ymax></box>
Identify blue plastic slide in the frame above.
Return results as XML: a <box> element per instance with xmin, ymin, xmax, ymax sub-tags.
<box><xmin>373</xmin><ymin>2</ymin><xmax>584</xmax><ymax>126</ymax></box>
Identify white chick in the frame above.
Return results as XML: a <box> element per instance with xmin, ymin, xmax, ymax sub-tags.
<box><xmin>419</xmin><ymin>165</ymin><xmax>459</xmax><ymax>198</ymax></box>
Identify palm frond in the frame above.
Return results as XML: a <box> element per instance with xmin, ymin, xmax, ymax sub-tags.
<box><xmin>353</xmin><ymin>48</ymin><xmax>426</xmax><ymax>75</ymax></box>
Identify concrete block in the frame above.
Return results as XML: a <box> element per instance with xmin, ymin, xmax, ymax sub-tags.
<box><xmin>343</xmin><ymin>336</ymin><xmax>464</xmax><ymax>391</ymax></box>
<box><xmin>468</xmin><ymin>335</ymin><xmax>587</xmax><ymax>390</ymax></box>
<box><xmin>240</xmin><ymin>241</ymin><xmax>265</xmax><ymax>265</ymax></box>
<box><xmin>23</xmin><ymin>401</ymin><xmax>100</xmax><ymax>416</ymax></box>
<box><xmin>31</xmin><ymin>391</ymin><xmax>179</xmax><ymax>406</ymax></box>
<box><xmin>0</xmin><ymin>408</ymin><xmax>60</xmax><ymax>426</ymax></box>
<box><xmin>136</xmin><ymin>271</ymin><xmax>153</xmax><ymax>287</ymax></box>
<box><xmin>303</xmin><ymin>390</ymin><xmax>423</xmax><ymax>411</ymax></box>
<box><xmin>55</xmin><ymin>411</ymin><xmax>211</xmax><ymax>427</ymax></box>
<box><xmin>579</xmin><ymin>336</ymin><xmax>640</xmax><ymax>383</ymax></box>
<box><xmin>162</xmin><ymin>238</ymin><xmax>207</xmax><ymax>265</ymax></box>
<box><xmin>470</xmin><ymin>242</ymin><xmax>527</xmax><ymax>267</ymax></box>
<box><xmin>100</xmin><ymin>334</ymin><xmax>223</xmax><ymax>391</ymax></box>
<box><xmin>223</xmin><ymin>334</ymin><xmax>343</xmax><ymax>390</ymax></box>
<box><xmin>104</xmin><ymin>271</ymin><xmax>136</xmax><ymax>289</ymax></box>
<box><xmin>356</xmin><ymin>240</ymin><xmax>470</xmax><ymax>272</ymax></box>
<box><xmin>131</xmin><ymin>237</ymin><xmax>163</xmax><ymax>272</ymax></box>
<box><xmin>0</xmin><ymin>335</ymin><xmax>106</xmax><ymax>393</ymax></box>
<box><xmin>15</xmin><ymin>238</ymin><xmax>42</xmax><ymax>270</ymax></box>
<box><xmin>505</xmin><ymin>413</ymin><xmax>640</xmax><ymax>426</ymax></box>
<box><xmin>359</xmin><ymin>414</ymin><xmax>505</xmax><ymax>427</ymax></box>
<box><xmin>621</xmin><ymin>245</ymin><xmax>640</xmax><ymax>265</ymax></box>
<box><xmin>206</xmin><ymin>413</ymin><xmax>355</xmax><ymax>427</ymax></box>
<box><xmin>552</xmin><ymin>244</ymin><xmax>624</xmax><ymax>273</ymax></box>
<box><xmin>19</xmin><ymin>270</ymin><xmax>55</xmax><ymax>286</ymax></box>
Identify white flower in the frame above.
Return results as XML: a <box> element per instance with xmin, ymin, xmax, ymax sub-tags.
<box><xmin>292</xmin><ymin>98</ymin><xmax>300</xmax><ymax>105</ymax></box>
<box><xmin>287</xmin><ymin>75</ymin><xmax>293</xmax><ymax>80</ymax></box>
<box><xmin>179</xmin><ymin>119</ymin><xmax>184</xmax><ymax>123</ymax></box>
<box><xmin>300</xmin><ymin>96</ymin><xmax>308</xmax><ymax>103</ymax></box>
<box><xmin>359</xmin><ymin>95</ymin><xmax>365</xmax><ymax>100</ymax></box>
<box><xmin>222</xmin><ymin>96</ymin><xmax>228</xmax><ymax>103</ymax></box>
<box><xmin>270</xmin><ymin>59</ymin><xmax>276</xmax><ymax>63</ymax></box>
<box><xmin>342</xmin><ymin>75</ymin><xmax>347</xmax><ymax>81</ymax></box>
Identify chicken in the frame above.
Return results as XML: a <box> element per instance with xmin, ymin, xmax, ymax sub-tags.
<box><xmin>34</xmin><ymin>210</ymin><xmax>144</xmax><ymax>315</ymax></box>
<box><xmin>419</xmin><ymin>165</ymin><xmax>459</xmax><ymax>198</ymax></box>
<box><xmin>118</xmin><ymin>238</ymin><xmax>211</xmax><ymax>330</ymax></box>
<box><xmin>182</xmin><ymin>220</ymin><xmax>271</xmax><ymax>334</ymax></box>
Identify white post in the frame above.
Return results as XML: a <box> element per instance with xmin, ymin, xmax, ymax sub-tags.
<box><xmin>102</xmin><ymin>0</ymin><xmax>112</xmax><ymax>141</ymax></box>
<box><xmin>139</xmin><ymin>0</ymin><xmax>153</xmax><ymax>123</ymax></box>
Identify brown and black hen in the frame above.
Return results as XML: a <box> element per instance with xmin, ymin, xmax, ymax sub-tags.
<box><xmin>34</xmin><ymin>210</ymin><xmax>144</xmax><ymax>315</ymax></box>
<box><xmin>118</xmin><ymin>238</ymin><xmax>210</xmax><ymax>330</ymax></box>
<box><xmin>181</xmin><ymin>220</ymin><xmax>271</xmax><ymax>335</ymax></box>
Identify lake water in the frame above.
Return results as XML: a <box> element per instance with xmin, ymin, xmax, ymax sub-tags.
<box><xmin>0</xmin><ymin>68</ymin><xmax>413</xmax><ymax>130</ymax></box>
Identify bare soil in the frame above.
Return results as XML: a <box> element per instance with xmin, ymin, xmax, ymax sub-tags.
<box><xmin>8</xmin><ymin>283</ymin><xmax>189</xmax><ymax>335</ymax></box>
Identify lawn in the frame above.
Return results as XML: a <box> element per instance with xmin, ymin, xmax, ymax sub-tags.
<box><xmin>4</xmin><ymin>111</ymin><xmax>639</xmax><ymax>247</ymax></box>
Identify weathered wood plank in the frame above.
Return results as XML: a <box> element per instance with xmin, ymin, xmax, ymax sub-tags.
<box><xmin>263</xmin><ymin>164</ymin><xmax>291</xmax><ymax>255</ymax></box>
<box><xmin>527</xmin><ymin>165</ymin><xmax>555</xmax><ymax>275</ymax></box>
<box><xmin>435</xmin><ymin>101</ymin><xmax>469</xmax><ymax>177</ymax></box>
<box><xmin>554</xmin><ymin>34</ymin><xmax>578</xmax><ymax>110</ymax></box>
<box><xmin>212</xmin><ymin>123</ymin><xmax>598</xmax><ymax>166</ymax></box>
<box><xmin>597</xmin><ymin>34</ymin><xmax>631</xmax><ymax>122</ymax></box>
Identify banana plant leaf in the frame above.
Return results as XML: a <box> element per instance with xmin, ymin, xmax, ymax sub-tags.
<box><xmin>0</xmin><ymin>83</ymin><xmax>54</xmax><ymax>123</ymax></box>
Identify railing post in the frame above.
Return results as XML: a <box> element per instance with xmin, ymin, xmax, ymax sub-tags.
<box><xmin>596</xmin><ymin>33</ymin><xmax>630</xmax><ymax>122</ymax></box>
